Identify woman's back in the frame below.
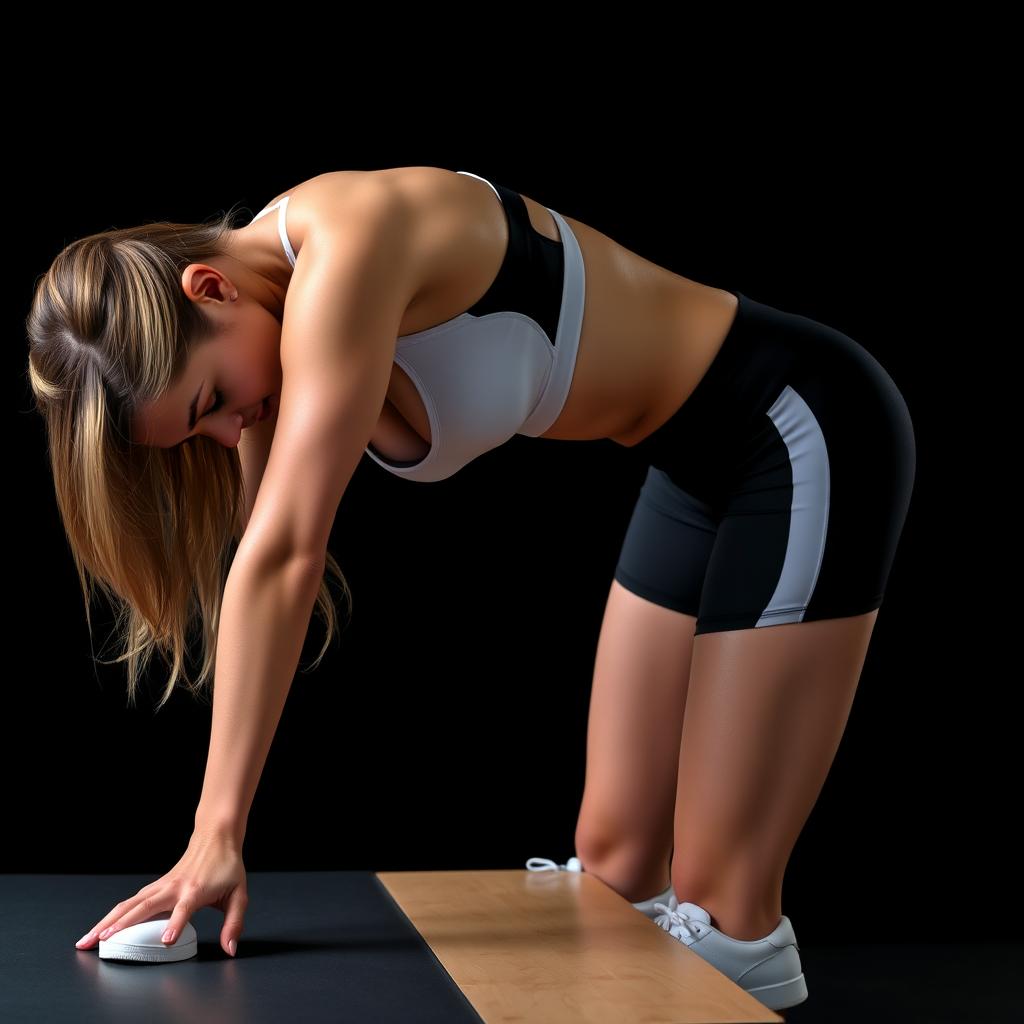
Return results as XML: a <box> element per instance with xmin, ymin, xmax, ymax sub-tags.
<box><xmin>249</xmin><ymin>167</ymin><xmax>739</xmax><ymax>471</ymax></box>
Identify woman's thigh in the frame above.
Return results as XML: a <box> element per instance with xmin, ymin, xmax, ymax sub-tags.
<box><xmin>575</xmin><ymin>577</ymin><xmax>696</xmax><ymax>873</ymax></box>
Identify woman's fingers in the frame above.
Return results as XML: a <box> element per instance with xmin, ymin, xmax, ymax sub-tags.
<box><xmin>75</xmin><ymin>837</ymin><xmax>246</xmax><ymax>953</ymax></box>
<box><xmin>75</xmin><ymin>888</ymin><xmax>164</xmax><ymax>948</ymax></box>
<box><xmin>158</xmin><ymin>891</ymin><xmax>198</xmax><ymax>945</ymax></box>
<box><xmin>75</xmin><ymin>898</ymin><xmax>131</xmax><ymax>948</ymax></box>
<box><xmin>101</xmin><ymin>893</ymin><xmax>168</xmax><ymax>941</ymax></box>
<box><xmin>219</xmin><ymin>885</ymin><xmax>248</xmax><ymax>956</ymax></box>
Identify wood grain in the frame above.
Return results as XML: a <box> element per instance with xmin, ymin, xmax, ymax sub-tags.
<box><xmin>376</xmin><ymin>868</ymin><xmax>784</xmax><ymax>1023</ymax></box>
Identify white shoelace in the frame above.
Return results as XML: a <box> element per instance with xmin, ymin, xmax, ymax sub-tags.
<box><xmin>652</xmin><ymin>902</ymin><xmax>703</xmax><ymax>943</ymax></box>
<box><xmin>526</xmin><ymin>858</ymin><xmax>710</xmax><ymax>946</ymax></box>
<box><xmin>525</xmin><ymin>856</ymin><xmax>583</xmax><ymax>873</ymax></box>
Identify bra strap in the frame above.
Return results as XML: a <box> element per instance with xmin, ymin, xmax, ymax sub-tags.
<box><xmin>249</xmin><ymin>196</ymin><xmax>297</xmax><ymax>268</ymax></box>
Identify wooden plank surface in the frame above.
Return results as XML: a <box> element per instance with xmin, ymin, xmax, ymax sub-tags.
<box><xmin>376</xmin><ymin>868</ymin><xmax>784</xmax><ymax>1023</ymax></box>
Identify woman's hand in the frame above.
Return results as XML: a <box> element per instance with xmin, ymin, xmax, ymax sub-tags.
<box><xmin>74</xmin><ymin>828</ymin><xmax>248</xmax><ymax>956</ymax></box>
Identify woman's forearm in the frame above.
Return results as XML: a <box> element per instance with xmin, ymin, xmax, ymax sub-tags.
<box><xmin>193</xmin><ymin>548</ymin><xmax>326</xmax><ymax>844</ymax></box>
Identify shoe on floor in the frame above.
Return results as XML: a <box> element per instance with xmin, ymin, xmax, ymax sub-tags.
<box><xmin>653</xmin><ymin>892</ymin><xmax>808</xmax><ymax>1011</ymax></box>
<box><xmin>98</xmin><ymin>917</ymin><xmax>198</xmax><ymax>963</ymax></box>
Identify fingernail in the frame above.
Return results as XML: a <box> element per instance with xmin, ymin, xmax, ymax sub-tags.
<box><xmin>162</xmin><ymin>929</ymin><xmax>175</xmax><ymax>944</ymax></box>
<box><xmin>76</xmin><ymin>931</ymin><xmax>95</xmax><ymax>947</ymax></box>
<box><xmin>228</xmin><ymin>939</ymin><xmax>237</xmax><ymax>957</ymax></box>
<box><xmin>99</xmin><ymin>927</ymin><xmax>115</xmax><ymax>940</ymax></box>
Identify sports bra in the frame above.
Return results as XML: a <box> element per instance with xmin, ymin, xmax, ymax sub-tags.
<box><xmin>248</xmin><ymin>170</ymin><xmax>586</xmax><ymax>482</ymax></box>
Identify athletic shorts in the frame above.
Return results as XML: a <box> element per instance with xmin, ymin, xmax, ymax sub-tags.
<box><xmin>613</xmin><ymin>290</ymin><xmax>917</xmax><ymax>635</ymax></box>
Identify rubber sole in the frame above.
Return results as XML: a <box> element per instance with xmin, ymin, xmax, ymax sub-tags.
<box><xmin>748</xmin><ymin>970</ymin><xmax>809</xmax><ymax>1010</ymax></box>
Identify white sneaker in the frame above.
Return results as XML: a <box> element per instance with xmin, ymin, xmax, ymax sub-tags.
<box><xmin>525</xmin><ymin>856</ymin><xmax>674</xmax><ymax>921</ymax></box>
<box><xmin>653</xmin><ymin>893</ymin><xmax>808</xmax><ymax>1011</ymax></box>
<box><xmin>98</xmin><ymin>916</ymin><xmax>198</xmax><ymax>963</ymax></box>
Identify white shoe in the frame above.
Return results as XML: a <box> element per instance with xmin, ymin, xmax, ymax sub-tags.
<box><xmin>653</xmin><ymin>893</ymin><xmax>808</xmax><ymax>1011</ymax></box>
<box><xmin>98</xmin><ymin>916</ymin><xmax>198</xmax><ymax>963</ymax></box>
<box><xmin>525</xmin><ymin>856</ymin><xmax>674</xmax><ymax>921</ymax></box>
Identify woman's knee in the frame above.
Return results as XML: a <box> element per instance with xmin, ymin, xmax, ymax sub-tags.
<box><xmin>574</xmin><ymin>837</ymin><xmax>673</xmax><ymax>903</ymax></box>
<box><xmin>574</xmin><ymin>825</ymin><xmax>670</xmax><ymax>887</ymax></box>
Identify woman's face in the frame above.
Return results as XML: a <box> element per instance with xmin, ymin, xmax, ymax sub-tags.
<box><xmin>131</xmin><ymin>269</ymin><xmax>284</xmax><ymax>449</ymax></box>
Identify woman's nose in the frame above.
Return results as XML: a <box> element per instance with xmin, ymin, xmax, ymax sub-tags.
<box><xmin>209</xmin><ymin>414</ymin><xmax>244</xmax><ymax>447</ymax></box>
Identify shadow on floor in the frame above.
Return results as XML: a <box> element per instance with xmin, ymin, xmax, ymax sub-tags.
<box><xmin>779</xmin><ymin>942</ymin><xmax>1017</xmax><ymax>1024</ymax></box>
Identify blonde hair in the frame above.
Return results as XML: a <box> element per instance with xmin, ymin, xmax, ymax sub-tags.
<box><xmin>25</xmin><ymin>205</ymin><xmax>351</xmax><ymax>711</ymax></box>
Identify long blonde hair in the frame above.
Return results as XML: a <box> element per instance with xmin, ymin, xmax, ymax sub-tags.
<box><xmin>25</xmin><ymin>204</ymin><xmax>351</xmax><ymax>711</ymax></box>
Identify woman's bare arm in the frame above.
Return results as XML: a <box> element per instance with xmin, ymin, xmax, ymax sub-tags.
<box><xmin>236</xmin><ymin>413</ymin><xmax>276</xmax><ymax>535</ymax></box>
<box><xmin>192</xmin><ymin>176</ymin><xmax>417</xmax><ymax>842</ymax></box>
<box><xmin>193</xmin><ymin>547</ymin><xmax>325</xmax><ymax>842</ymax></box>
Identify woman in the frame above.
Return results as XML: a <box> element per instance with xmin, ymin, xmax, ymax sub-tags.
<box><xmin>32</xmin><ymin>167</ymin><xmax>914</xmax><ymax>1009</ymax></box>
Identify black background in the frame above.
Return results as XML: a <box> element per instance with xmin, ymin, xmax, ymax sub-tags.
<box><xmin>8</xmin><ymin>93</ymin><xmax>1009</xmax><ymax>952</ymax></box>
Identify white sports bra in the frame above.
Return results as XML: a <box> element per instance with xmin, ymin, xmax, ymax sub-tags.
<box><xmin>249</xmin><ymin>171</ymin><xmax>586</xmax><ymax>483</ymax></box>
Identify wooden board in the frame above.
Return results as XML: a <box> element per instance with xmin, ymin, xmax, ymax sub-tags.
<box><xmin>376</xmin><ymin>868</ymin><xmax>785</xmax><ymax>1023</ymax></box>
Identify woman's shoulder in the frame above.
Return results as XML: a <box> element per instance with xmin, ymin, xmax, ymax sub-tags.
<box><xmin>269</xmin><ymin>166</ymin><xmax>449</xmax><ymax>234</ymax></box>
<box><xmin>254</xmin><ymin>167</ymin><xmax>455</xmax><ymax>272</ymax></box>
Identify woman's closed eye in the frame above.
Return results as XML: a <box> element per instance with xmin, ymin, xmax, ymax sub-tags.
<box><xmin>207</xmin><ymin>390</ymin><xmax>224</xmax><ymax>416</ymax></box>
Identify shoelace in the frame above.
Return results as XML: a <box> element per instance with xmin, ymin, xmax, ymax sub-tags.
<box><xmin>525</xmin><ymin>856</ymin><xmax>583</xmax><ymax>873</ymax></box>
<box><xmin>652</xmin><ymin>902</ymin><xmax>704</xmax><ymax>943</ymax></box>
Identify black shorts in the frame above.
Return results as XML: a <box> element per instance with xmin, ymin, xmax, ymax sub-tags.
<box><xmin>613</xmin><ymin>291</ymin><xmax>917</xmax><ymax>635</ymax></box>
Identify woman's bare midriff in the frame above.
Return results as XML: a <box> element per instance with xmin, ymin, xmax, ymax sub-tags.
<box><xmin>266</xmin><ymin>168</ymin><xmax>741</xmax><ymax>464</ymax></box>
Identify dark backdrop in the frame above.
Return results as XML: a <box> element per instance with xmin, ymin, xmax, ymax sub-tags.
<box><xmin>8</xmin><ymin>108</ymin><xmax>1005</xmax><ymax>947</ymax></box>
